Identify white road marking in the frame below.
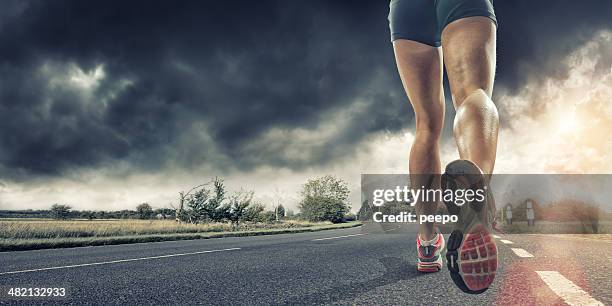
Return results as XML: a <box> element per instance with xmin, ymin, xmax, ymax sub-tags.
<box><xmin>0</xmin><ymin>247</ymin><xmax>241</xmax><ymax>275</ymax></box>
<box><xmin>493</xmin><ymin>234</ymin><xmax>501</xmax><ymax>239</ymax></box>
<box><xmin>383</xmin><ymin>225</ymin><xmax>401</xmax><ymax>232</ymax></box>
<box><xmin>536</xmin><ymin>271</ymin><xmax>603</xmax><ymax>306</ymax></box>
<box><xmin>500</xmin><ymin>239</ymin><xmax>514</xmax><ymax>244</ymax></box>
<box><xmin>511</xmin><ymin>248</ymin><xmax>534</xmax><ymax>257</ymax></box>
<box><xmin>312</xmin><ymin>233</ymin><xmax>365</xmax><ymax>241</ymax></box>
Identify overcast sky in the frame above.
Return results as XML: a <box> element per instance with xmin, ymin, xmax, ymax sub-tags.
<box><xmin>0</xmin><ymin>0</ymin><xmax>611</xmax><ymax>211</ymax></box>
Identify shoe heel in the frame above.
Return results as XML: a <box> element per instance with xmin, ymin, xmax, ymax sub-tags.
<box><xmin>446</xmin><ymin>229</ymin><xmax>490</xmax><ymax>295</ymax></box>
<box><xmin>446</xmin><ymin>230</ymin><xmax>462</xmax><ymax>272</ymax></box>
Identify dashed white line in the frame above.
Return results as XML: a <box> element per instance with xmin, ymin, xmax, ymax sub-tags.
<box><xmin>536</xmin><ymin>271</ymin><xmax>603</xmax><ymax>306</ymax></box>
<box><xmin>511</xmin><ymin>248</ymin><xmax>534</xmax><ymax>258</ymax></box>
<box><xmin>0</xmin><ymin>247</ymin><xmax>241</xmax><ymax>275</ymax></box>
<box><xmin>492</xmin><ymin>234</ymin><xmax>501</xmax><ymax>239</ymax></box>
<box><xmin>383</xmin><ymin>225</ymin><xmax>401</xmax><ymax>232</ymax></box>
<box><xmin>500</xmin><ymin>239</ymin><xmax>514</xmax><ymax>244</ymax></box>
<box><xmin>312</xmin><ymin>233</ymin><xmax>366</xmax><ymax>241</ymax></box>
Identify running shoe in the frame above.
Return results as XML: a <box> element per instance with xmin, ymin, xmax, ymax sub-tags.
<box><xmin>442</xmin><ymin>159</ymin><xmax>498</xmax><ymax>294</ymax></box>
<box><xmin>416</xmin><ymin>231</ymin><xmax>445</xmax><ymax>273</ymax></box>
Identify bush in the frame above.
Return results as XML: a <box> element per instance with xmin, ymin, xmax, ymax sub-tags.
<box><xmin>184</xmin><ymin>178</ymin><xmax>230</xmax><ymax>223</ymax></box>
<box><xmin>243</xmin><ymin>203</ymin><xmax>265</xmax><ymax>222</ymax></box>
<box><xmin>344</xmin><ymin>213</ymin><xmax>357</xmax><ymax>222</ymax></box>
<box><xmin>259</xmin><ymin>211</ymin><xmax>277</xmax><ymax>223</ymax></box>
<box><xmin>228</xmin><ymin>191</ymin><xmax>254</xmax><ymax>225</ymax></box>
<box><xmin>180</xmin><ymin>178</ymin><xmax>266</xmax><ymax>224</ymax></box>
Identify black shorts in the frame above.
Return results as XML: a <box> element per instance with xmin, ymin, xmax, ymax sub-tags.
<box><xmin>388</xmin><ymin>0</ymin><xmax>497</xmax><ymax>46</ymax></box>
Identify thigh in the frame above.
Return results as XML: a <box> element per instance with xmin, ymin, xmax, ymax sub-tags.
<box><xmin>393</xmin><ymin>40</ymin><xmax>444</xmax><ymax>129</ymax></box>
<box><xmin>441</xmin><ymin>16</ymin><xmax>496</xmax><ymax>108</ymax></box>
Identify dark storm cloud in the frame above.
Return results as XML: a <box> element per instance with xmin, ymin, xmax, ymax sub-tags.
<box><xmin>0</xmin><ymin>0</ymin><xmax>610</xmax><ymax>178</ymax></box>
<box><xmin>494</xmin><ymin>0</ymin><xmax>612</xmax><ymax>92</ymax></box>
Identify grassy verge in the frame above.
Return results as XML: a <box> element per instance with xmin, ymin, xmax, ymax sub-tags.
<box><xmin>500</xmin><ymin>221</ymin><xmax>612</xmax><ymax>234</ymax></box>
<box><xmin>0</xmin><ymin>220</ymin><xmax>361</xmax><ymax>252</ymax></box>
<box><xmin>0</xmin><ymin>219</ymin><xmax>336</xmax><ymax>239</ymax></box>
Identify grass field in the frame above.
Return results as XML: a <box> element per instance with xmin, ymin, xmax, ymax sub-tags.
<box><xmin>0</xmin><ymin>219</ymin><xmax>362</xmax><ymax>252</ymax></box>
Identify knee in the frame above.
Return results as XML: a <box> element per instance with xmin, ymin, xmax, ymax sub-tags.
<box><xmin>456</xmin><ymin>89</ymin><xmax>498</xmax><ymax>119</ymax></box>
<box><xmin>415</xmin><ymin>119</ymin><xmax>443</xmax><ymax>140</ymax></box>
<box><xmin>413</xmin><ymin>104</ymin><xmax>444</xmax><ymax>140</ymax></box>
<box><xmin>455</xmin><ymin>88</ymin><xmax>485</xmax><ymax>106</ymax></box>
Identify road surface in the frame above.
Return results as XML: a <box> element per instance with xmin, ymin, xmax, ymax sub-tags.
<box><xmin>0</xmin><ymin>225</ymin><xmax>609</xmax><ymax>305</ymax></box>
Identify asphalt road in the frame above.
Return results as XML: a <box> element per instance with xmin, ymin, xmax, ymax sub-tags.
<box><xmin>0</xmin><ymin>225</ymin><xmax>609</xmax><ymax>305</ymax></box>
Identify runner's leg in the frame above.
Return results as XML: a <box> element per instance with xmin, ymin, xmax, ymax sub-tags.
<box><xmin>393</xmin><ymin>40</ymin><xmax>445</xmax><ymax>240</ymax></box>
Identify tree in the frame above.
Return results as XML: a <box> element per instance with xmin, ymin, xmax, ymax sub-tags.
<box><xmin>299</xmin><ymin>175</ymin><xmax>350</xmax><ymax>223</ymax></box>
<box><xmin>120</xmin><ymin>209</ymin><xmax>135</xmax><ymax>219</ymax></box>
<box><xmin>228</xmin><ymin>191</ymin><xmax>254</xmax><ymax>226</ymax></box>
<box><xmin>136</xmin><ymin>203</ymin><xmax>154</xmax><ymax>220</ymax></box>
<box><xmin>275</xmin><ymin>204</ymin><xmax>285</xmax><ymax>221</ymax></box>
<box><xmin>95</xmin><ymin>211</ymin><xmax>107</xmax><ymax>219</ymax></box>
<box><xmin>272</xmin><ymin>187</ymin><xmax>286</xmax><ymax>221</ymax></box>
<box><xmin>208</xmin><ymin>179</ymin><xmax>230</xmax><ymax>221</ymax></box>
<box><xmin>85</xmin><ymin>211</ymin><xmax>96</xmax><ymax>220</ymax></box>
<box><xmin>357</xmin><ymin>200</ymin><xmax>373</xmax><ymax>221</ymax></box>
<box><xmin>176</xmin><ymin>181</ymin><xmax>215</xmax><ymax>223</ymax></box>
<box><xmin>50</xmin><ymin>204</ymin><xmax>71</xmax><ymax>220</ymax></box>
<box><xmin>183</xmin><ymin>178</ymin><xmax>234</xmax><ymax>224</ymax></box>
<box><xmin>190</xmin><ymin>178</ymin><xmax>229</xmax><ymax>222</ymax></box>
<box><xmin>186</xmin><ymin>187</ymin><xmax>211</xmax><ymax>223</ymax></box>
